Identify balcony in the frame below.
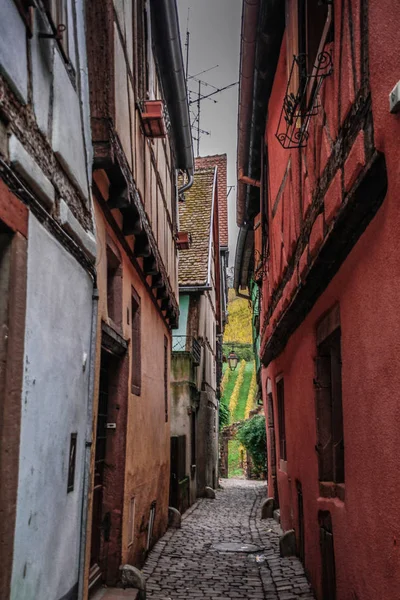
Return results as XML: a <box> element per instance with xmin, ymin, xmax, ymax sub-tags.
<box><xmin>172</xmin><ymin>335</ymin><xmax>201</xmax><ymax>366</ymax></box>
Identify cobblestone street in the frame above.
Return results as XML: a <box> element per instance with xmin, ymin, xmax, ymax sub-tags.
<box><xmin>143</xmin><ymin>479</ymin><xmax>315</xmax><ymax>600</ymax></box>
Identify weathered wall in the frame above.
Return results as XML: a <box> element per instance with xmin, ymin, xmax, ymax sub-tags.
<box><xmin>86</xmin><ymin>204</ymin><xmax>171</xmax><ymax>576</ymax></box>
<box><xmin>171</xmin><ymin>353</ymin><xmax>198</xmax><ymax>504</ymax></box>
<box><xmin>261</xmin><ymin>0</ymin><xmax>400</xmax><ymax>598</ymax></box>
<box><xmin>11</xmin><ymin>214</ymin><xmax>93</xmax><ymax>600</ymax></box>
<box><xmin>0</xmin><ymin>2</ymin><xmax>95</xmax><ymax>598</ymax></box>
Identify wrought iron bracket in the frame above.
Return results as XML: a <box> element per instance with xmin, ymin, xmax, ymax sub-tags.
<box><xmin>275</xmin><ymin>51</ymin><xmax>333</xmax><ymax>149</ymax></box>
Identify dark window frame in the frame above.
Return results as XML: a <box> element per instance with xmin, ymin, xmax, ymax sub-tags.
<box><xmin>14</xmin><ymin>0</ymin><xmax>33</xmax><ymax>34</ymax></box>
<box><xmin>131</xmin><ymin>287</ymin><xmax>141</xmax><ymax>396</ymax></box>
<box><xmin>315</xmin><ymin>306</ymin><xmax>344</xmax><ymax>495</ymax></box>
<box><xmin>164</xmin><ymin>335</ymin><xmax>168</xmax><ymax>422</ymax></box>
<box><xmin>134</xmin><ymin>0</ymin><xmax>149</xmax><ymax>101</ymax></box>
<box><xmin>276</xmin><ymin>377</ymin><xmax>287</xmax><ymax>462</ymax></box>
<box><xmin>43</xmin><ymin>0</ymin><xmax>70</xmax><ymax>60</ymax></box>
<box><xmin>285</xmin><ymin>0</ymin><xmax>333</xmax><ymax>113</ymax></box>
<box><xmin>106</xmin><ymin>240</ymin><xmax>122</xmax><ymax>330</ymax></box>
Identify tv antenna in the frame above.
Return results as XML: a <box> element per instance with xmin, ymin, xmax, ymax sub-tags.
<box><xmin>184</xmin><ymin>12</ymin><xmax>238</xmax><ymax>156</ymax></box>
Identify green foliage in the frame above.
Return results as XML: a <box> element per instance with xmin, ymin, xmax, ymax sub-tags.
<box><xmin>228</xmin><ymin>439</ymin><xmax>243</xmax><ymax>478</ymax></box>
<box><xmin>233</xmin><ymin>361</ymin><xmax>254</xmax><ymax>422</ymax></box>
<box><xmin>237</xmin><ymin>415</ymin><xmax>267</xmax><ymax>477</ymax></box>
<box><xmin>219</xmin><ymin>401</ymin><xmax>230</xmax><ymax>431</ymax></box>
<box><xmin>221</xmin><ymin>366</ymin><xmax>238</xmax><ymax>413</ymax></box>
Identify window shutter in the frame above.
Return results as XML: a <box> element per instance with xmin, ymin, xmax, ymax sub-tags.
<box><xmin>315</xmin><ymin>355</ymin><xmax>333</xmax><ymax>481</ymax></box>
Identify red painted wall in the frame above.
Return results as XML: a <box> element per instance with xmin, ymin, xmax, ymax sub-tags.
<box><xmin>261</xmin><ymin>0</ymin><xmax>400</xmax><ymax>598</ymax></box>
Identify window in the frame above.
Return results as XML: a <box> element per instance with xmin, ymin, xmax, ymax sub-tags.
<box><xmin>131</xmin><ymin>288</ymin><xmax>141</xmax><ymax>395</ymax></box>
<box><xmin>67</xmin><ymin>433</ymin><xmax>77</xmax><ymax>493</ymax></box>
<box><xmin>14</xmin><ymin>0</ymin><xmax>33</xmax><ymax>33</ymax></box>
<box><xmin>134</xmin><ymin>0</ymin><xmax>149</xmax><ymax>100</ymax></box>
<box><xmin>106</xmin><ymin>242</ymin><xmax>122</xmax><ymax>328</ymax></box>
<box><xmin>276</xmin><ymin>378</ymin><xmax>287</xmax><ymax>461</ymax></box>
<box><xmin>146</xmin><ymin>501</ymin><xmax>156</xmax><ymax>551</ymax></box>
<box><xmin>285</xmin><ymin>0</ymin><xmax>333</xmax><ymax>107</ymax></box>
<box><xmin>315</xmin><ymin>307</ymin><xmax>344</xmax><ymax>493</ymax></box>
<box><xmin>128</xmin><ymin>497</ymin><xmax>136</xmax><ymax>547</ymax></box>
<box><xmin>44</xmin><ymin>0</ymin><xmax>69</xmax><ymax>58</ymax></box>
<box><xmin>164</xmin><ymin>335</ymin><xmax>168</xmax><ymax>422</ymax></box>
<box><xmin>191</xmin><ymin>412</ymin><xmax>196</xmax><ymax>468</ymax></box>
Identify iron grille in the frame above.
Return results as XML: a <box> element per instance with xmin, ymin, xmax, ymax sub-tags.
<box><xmin>276</xmin><ymin>51</ymin><xmax>333</xmax><ymax>149</ymax></box>
<box><xmin>172</xmin><ymin>335</ymin><xmax>201</xmax><ymax>366</ymax></box>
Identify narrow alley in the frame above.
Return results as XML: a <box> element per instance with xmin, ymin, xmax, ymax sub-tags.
<box><xmin>143</xmin><ymin>480</ymin><xmax>315</xmax><ymax>600</ymax></box>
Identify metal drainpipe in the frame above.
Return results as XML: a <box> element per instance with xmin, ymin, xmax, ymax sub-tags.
<box><xmin>178</xmin><ymin>170</ymin><xmax>194</xmax><ymax>195</ymax></box>
<box><xmin>78</xmin><ymin>285</ymin><xmax>99</xmax><ymax>600</ymax></box>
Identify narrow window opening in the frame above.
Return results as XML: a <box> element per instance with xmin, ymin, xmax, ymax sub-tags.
<box><xmin>276</xmin><ymin>378</ymin><xmax>287</xmax><ymax>461</ymax></box>
<box><xmin>131</xmin><ymin>289</ymin><xmax>141</xmax><ymax>396</ymax></box>
<box><xmin>107</xmin><ymin>245</ymin><xmax>122</xmax><ymax>329</ymax></box>
<box><xmin>146</xmin><ymin>501</ymin><xmax>156</xmax><ymax>551</ymax></box>
<box><xmin>128</xmin><ymin>497</ymin><xmax>136</xmax><ymax>547</ymax></box>
<box><xmin>315</xmin><ymin>325</ymin><xmax>344</xmax><ymax>490</ymax></box>
<box><xmin>164</xmin><ymin>335</ymin><xmax>168</xmax><ymax>422</ymax></box>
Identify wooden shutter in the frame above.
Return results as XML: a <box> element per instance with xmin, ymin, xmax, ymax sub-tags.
<box><xmin>315</xmin><ymin>355</ymin><xmax>333</xmax><ymax>481</ymax></box>
<box><xmin>131</xmin><ymin>290</ymin><xmax>141</xmax><ymax>395</ymax></box>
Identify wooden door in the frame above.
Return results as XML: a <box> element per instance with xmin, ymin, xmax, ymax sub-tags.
<box><xmin>89</xmin><ymin>350</ymin><xmax>110</xmax><ymax>589</ymax></box>
<box><xmin>267</xmin><ymin>393</ymin><xmax>279</xmax><ymax>507</ymax></box>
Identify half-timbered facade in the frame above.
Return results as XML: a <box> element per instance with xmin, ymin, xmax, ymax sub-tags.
<box><xmin>235</xmin><ymin>0</ymin><xmax>400</xmax><ymax>598</ymax></box>
<box><xmin>84</xmin><ymin>0</ymin><xmax>193</xmax><ymax>592</ymax></box>
<box><xmin>0</xmin><ymin>2</ymin><xmax>96</xmax><ymax>600</ymax></box>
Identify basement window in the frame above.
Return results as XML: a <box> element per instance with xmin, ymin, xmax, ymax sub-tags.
<box><xmin>315</xmin><ymin>307</ymin><xmax>344</xmax><ymax>499</ymax></box>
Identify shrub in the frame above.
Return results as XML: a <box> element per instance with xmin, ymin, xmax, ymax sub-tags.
<box><xmin>237</xmin><ymin>415</ymin><xmax>267</xmax><ymax>477</ymax></box>
<box><xmin>219</xmin><ymin>401</ymin><xmax>230</xmax><ymax>430</ymax></box>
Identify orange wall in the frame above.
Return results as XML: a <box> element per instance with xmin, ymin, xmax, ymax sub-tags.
<box><xmin>84</xmin><ymin>200</ymin><xmax>171</xmax><ymax>590</ymax></box>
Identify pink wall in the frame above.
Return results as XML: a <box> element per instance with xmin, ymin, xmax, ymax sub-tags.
<box><xmin>261</xmin><ymin>0</ymin><xmax>400</xmax><ymax>598</ymax></box>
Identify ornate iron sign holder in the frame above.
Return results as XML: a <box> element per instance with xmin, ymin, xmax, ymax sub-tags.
<box><xmin>276</xmin><ymin>52</ymin><xmax>333</xmax><ymax>149</ymax></box>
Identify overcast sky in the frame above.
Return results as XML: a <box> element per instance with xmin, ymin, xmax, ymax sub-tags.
<box><xmin>177</xmin><ymin>0</ymin><xmax>242</xmax><ymax>268</ymax></box>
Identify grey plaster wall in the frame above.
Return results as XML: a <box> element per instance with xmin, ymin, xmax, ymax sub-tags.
<box><xmin>10</xmin><ymin>215</ymin><xmax>93</xmax><ymax>600</ymax></box>
<box><xmin>1</xmin><ymin>0</ymin><xmax>92</xmax><ymax>215</ymax></box>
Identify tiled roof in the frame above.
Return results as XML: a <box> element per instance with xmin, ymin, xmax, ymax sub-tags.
<box><xmin>195</xmin><ymin>154</ymin><xmax>228</xmax><ymax>247</ymax></box>
<box><xmin>178</xmin><ymin>167</ymin><xmax>215</xmax><ymax>287</ymax></box>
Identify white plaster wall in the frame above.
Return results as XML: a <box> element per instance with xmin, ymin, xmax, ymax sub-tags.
<box><xmin>10</xmin><ymin>214</ymin><xmax>93</xmax><ymax>600</ymax></box>
<box><xmin>0</xmin><ymin>0</ymin><xmax>28</xmax><ymax>102</ymax></box>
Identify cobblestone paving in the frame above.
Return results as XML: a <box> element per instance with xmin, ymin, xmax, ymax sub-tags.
<box><xmin>142</xmin><ymin>479</ymin><xmax>315</xmax><ymax>600</ymax></box>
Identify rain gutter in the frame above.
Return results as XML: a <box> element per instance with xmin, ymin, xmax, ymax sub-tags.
<box><xmin>150</xmin><ymin>0</ymin><xmax>194</xmax><ymax>194</ymax></box>
<box><xmin>236</xmin><ymin>0</ymin><xmax>260</xmax><ymax>227</ymax></box>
